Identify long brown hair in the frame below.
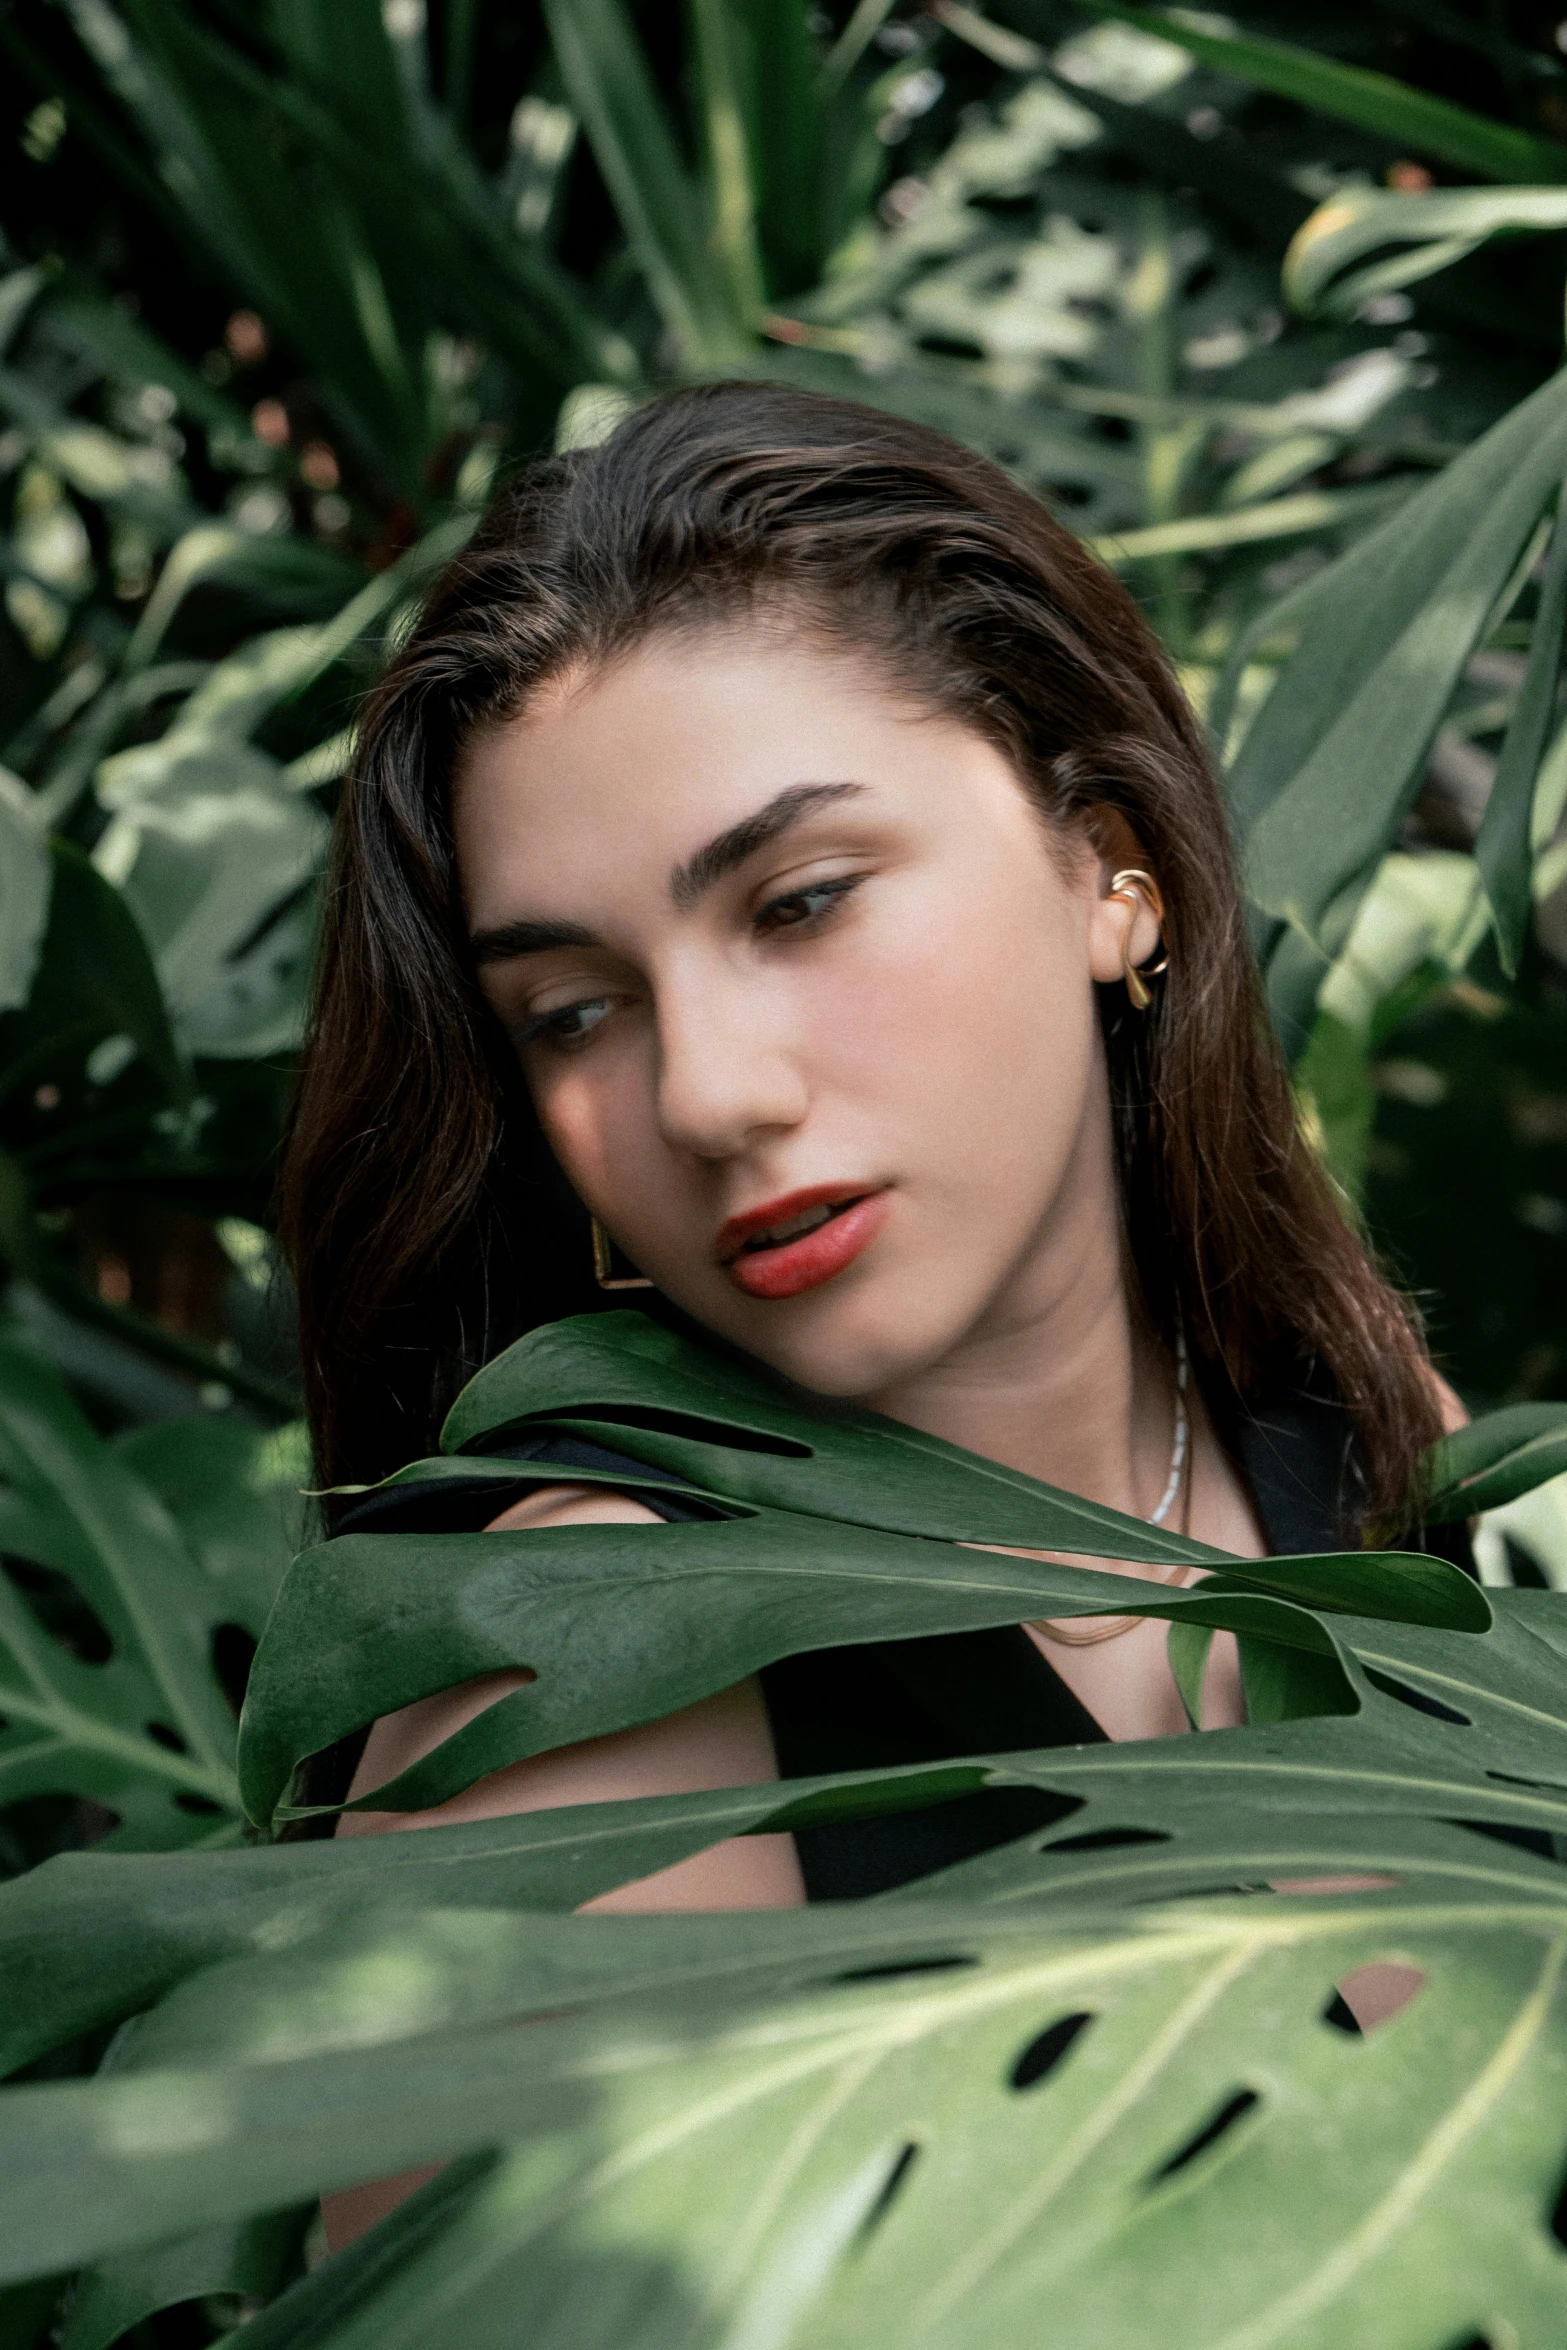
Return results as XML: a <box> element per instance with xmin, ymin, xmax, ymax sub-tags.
<box><xmin>280</xmin><ymin>382</ymin><xmax>1440</xmax><ymax>1530</ymax></box>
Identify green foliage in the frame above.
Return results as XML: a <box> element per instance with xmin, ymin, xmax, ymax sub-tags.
<box><xmin>1075</xmin><ymin>2</ymin><xmax>1567</xmax><ymax>184</ymax></box>
<box><xmin>6</xmin><ymin>5</ymin><xmax>1567</xmax><ymax>2337</ymax></box>
<box><xmin>0</xmin><ymin>1318</ymin><xmax>294</xmax><ymax>1858</ymax></box>
<box><xmin>1223</xmin><ymin>364</ymin><xmax>1567</xmax><ymax>1046</ymax></box>
<box><xmin>239</xmin><ymin>1312</ymin><xmax>1486</xmax><ymax>1831</ymax></box>
<box><xmin>0</xmin><ymin>1311</ymin><xmax>1566</xmax><ymax>2342</ymax></box>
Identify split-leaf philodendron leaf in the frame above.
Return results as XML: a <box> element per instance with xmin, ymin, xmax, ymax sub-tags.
<box><xmin>1</xmin><ymin>1309</ymin><xmax>1567</xmax><ymax>2341</ymax></box>
<box><xmin>236</xmin><ymin>1314</ymin><xmax>1488</xmax><ymax>1830</ymax></box>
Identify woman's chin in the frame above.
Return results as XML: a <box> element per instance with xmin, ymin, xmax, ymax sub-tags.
<box><xmin>714</xmin><ymin>1278</ymin><xmax>974</xmax><ymax>1407</ymax></box>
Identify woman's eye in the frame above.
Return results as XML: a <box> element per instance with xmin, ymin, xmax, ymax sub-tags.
<box><xmin>518</xmin><ymin>997</ymin><xmax>615</xmax><ymax>1051</ymax></box>
<box><xmin>755</xmin><ymin>876</ymin><xmax>862</xmax><ymax>934</ymax></box>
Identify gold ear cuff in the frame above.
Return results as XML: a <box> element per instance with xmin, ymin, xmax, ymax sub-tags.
<box><xmin>1108</xmin><ymin>868</ymin><xmax>1169</xmax><ymax>1012</ymax></box>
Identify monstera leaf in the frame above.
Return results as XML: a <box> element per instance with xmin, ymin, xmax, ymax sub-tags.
<box><xmin>237</xmin><ymin>1313</ymin><xmax>1486</xmax><ymax>1831</ymax></box>
<box><xmin>4</xmin><ymin>1872</ymin><xmax>1567</xmax><ymax>2349</ymax></box>
<box><xmin>0</xmin><ymin>1308</ymin><xmax>1565</xmax><ymax>2344</ymax></box>
<box><xmin>0</xmin><ymin>1323</ymin><xmax>296</xmax><ymax>1855</ymax></box>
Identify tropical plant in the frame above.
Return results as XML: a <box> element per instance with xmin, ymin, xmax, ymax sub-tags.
<box><xmin>6</xmin><ymin>0</ymin><xmax>1567</xmax><ymax>1422</ymax></box>
<box><xmin>6</xmin><ymin>3</ymin><xmax>1567</xmax><ymax>2338</ymax></box>
<box><xmin>1</xmin><ymin>1308</ymin><xmax>1566</xmax><ymax>2347</ymax></box>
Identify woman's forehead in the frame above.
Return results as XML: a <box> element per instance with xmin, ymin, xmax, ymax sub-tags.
<box><xmin>455</xmin><ymin>632</ymin><xmax>956</xmax><ymax>847</ymax></box>
<box><xmin>450</xmin><ymin>632</ymin><xmax>1049</xmax><ymax>933</ymax></box>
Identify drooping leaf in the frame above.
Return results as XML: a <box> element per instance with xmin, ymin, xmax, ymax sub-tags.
<box><xmin>1426</xmin><ymin>1403</ymin><xmax>1567</xmax><ymax>1522</ymax></box>
<box><xmin>1219</xmin><ymin>366</ymin><xmax>1567</xmax><ymax>1044</ymax></box>
<box><xmin>1075</xmin><ymin>4</ymin><xmax>1567</xmax><ymax>185</ymax></box>
<box><xmin>236</xmin><ymin>1313</ymin><xmax>1485</xmax><ymax>1830</ymax></box>
<box><xmin>12</xmin><ymin>1588</ymin><xmax>1567</xmax><ymax>2077</ymax></box>
<box><xmin>1285</xmin><ymin>183</ymin><xmax>1567</xmax><ymax>321</ymax></box>
<box><xmin>1475</xmin><ymin>479</ymin><xmax>1567</xmax><ymax>975</ymax></box>
<box><xmin>0</xmin><ymin>1324</ymin><xmax>244</xmax><ymax>1848</ymax></box>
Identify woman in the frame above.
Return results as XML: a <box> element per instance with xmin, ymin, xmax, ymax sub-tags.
<box><xmin>279</xmin><ymin>383</ymin><xmax>1465</xmax><ymax>2235</ymax></box>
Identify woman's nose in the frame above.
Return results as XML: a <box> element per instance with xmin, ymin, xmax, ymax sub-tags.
<box><xmin>652</xmin><ymin>969</ymin><xmax>808</xmax><ymax>1159</ymax></box>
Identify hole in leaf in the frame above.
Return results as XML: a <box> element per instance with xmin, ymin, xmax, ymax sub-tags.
<box><xmin>1148</xmin><ymin>2089</ymin><xmax>1259</xmax><ymax>2183</ymax></box>
<box><xmin>1505</xmin><ymin>1537</ymin><xmax>1550</xmax><ymax>1590</ymax></box>
<box><xmin>2</xmin><ymin>1557</ymin><xmax>112</xmax><ymax>1664</ymax></box>
<box><xmin>1044</xmin><ymin>1826</ymin><xmax>1172</xmax><ymax>1854</ymax></box>
<box><xmin>1363</xmin><ymin>1668</ymin><xmax>1470</xmax><ymax>1725</ymax></box>
<box><xmin>858</xmin><ymin>2142</ymin><xmax>920</xmax><ymax>2241</ymax></box>
<box><xmin>1454</xmin><ymin>1816</ymin><xmax>1556</xmax><ymax>1860</ymax></box>
<box><xmin>1547</xmin><ymin>2144</ymin><xmax>1567</xmax><ymax>2249</ymax></box>
<box><xmin>211</xmin><ymin>1623</ymin><xmax>257</xmax><ymax>1717</ymax></box>
<box><xmin>1010</xmin><ymin>2011</ymin><xmax>1093</xmax><ymax>2091</ymax></box>
<box><xmin>1332</xmin><ymin>1964</ymin><xmax>1426</xmax><ymax>2033</ymax></box>
<box><xmin>0</xmin><ymin>1794</ymin><xmax>118</xmax><ymax>1877</ymax></box>
<box><xmin>174</xmin><ymin>1793</ymin><xmax>225</xmax><ymax>1817</ymax></box>
<box><xmin>145</xmin><ymin>1721</ymin><xmax>187</xmax><ymax>1754</ymax></box>
<box><xmin>835</xmin><ymin>1955</ymin><xmax>976</xmax><ymax>1985</ymax></box>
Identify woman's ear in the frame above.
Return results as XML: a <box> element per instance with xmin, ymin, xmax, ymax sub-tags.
<box><xmin>1083</xmin><ymin>808</ymin><xmax>1162</xmax><ymax>986</ymax></box>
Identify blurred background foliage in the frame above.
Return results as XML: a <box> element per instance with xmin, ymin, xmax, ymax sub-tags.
<box><xmin>1</xmin><ymin>0</ymin><xmax>1567</xmax><ymax>1874</ymax></box>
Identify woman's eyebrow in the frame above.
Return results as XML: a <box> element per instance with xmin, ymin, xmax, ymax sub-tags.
<box><xmin>669</xmin><ymin>780</ymin><xmax>866</xmax><ymax>910</ymax></box>
<box><xmin>470</xmin><ymin>915</ymin><xmax>600</xmax><ymax>965</ymax></box>
<box><xmin>468</xmin><ymin>780</ymin><xmax>868</xmax><ymax>962</ymax></box>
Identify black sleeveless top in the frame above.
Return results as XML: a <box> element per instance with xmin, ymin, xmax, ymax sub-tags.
<box><xmin>320</xmin><ymin>1394</ymin><xmax>1475</xmax><ymax>1898</ymax></box>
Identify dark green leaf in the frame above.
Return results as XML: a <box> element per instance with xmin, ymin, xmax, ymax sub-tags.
<box><xmin>1476</xmin><ymin>481</ymin><xmax>1567</xmax><ymax>974</ymax></box>
<box><xmin>1285</xmin><ymin>184</ymin><xmax>1567</xmax><ymax>320</ymax></box>
<box><xmin>1076</xmin><ymin>4</ymin><xmax>1567</xmax><ymax>185</ymax></box>
<box><xmin>59</xmin><ymin>2204</ymin><xmax>307</xmax><ymax>2350</ymax></box>
<box><xmin>0</xmin><ymin>845</ymin><xmax>185</xmax><ymax>1115</ymax></box>
<box><xmin>0</xmin><ymin>1325</ymin><xmax>243</xmax><ymax>1841</ymax></box>
<box><xmin>542</xmin><ymin>0</ymin><xmax>748</xmax><ymax>365</ymax></box>
<box><xmin>1425</xmin><ymin>1403</ymin><xmax>1567</xmax><ymax>1521</ymax></box>
<box><xmin>4</xmin><ymin>1880</ymin><xmax>1567</xmax><ymax>2344</ymax></box>
<box><xmin>1223</xmin><ymin>367</ymin><xmax>1567</xmax><ymax>1011</ymax></box>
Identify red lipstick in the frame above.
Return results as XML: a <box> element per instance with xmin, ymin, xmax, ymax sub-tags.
<box><xmin>717</xmin><ymin>1184</ymin><xmax>891</xmax><ymax>1300</ymax></box>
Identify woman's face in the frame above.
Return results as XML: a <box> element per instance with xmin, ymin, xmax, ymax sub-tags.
<box><xmin>454</xmin><ymin>626</ymin><xmax>1144</xmax><ymax>1402</ymax></box>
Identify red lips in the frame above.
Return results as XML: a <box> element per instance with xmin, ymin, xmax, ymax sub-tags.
<box><xmin>717</xmin><ymin>1184</ymin><xmax>892</xmax><ymax>1300</ymax></box>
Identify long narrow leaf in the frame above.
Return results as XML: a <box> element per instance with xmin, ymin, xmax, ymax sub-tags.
<box><xmin>542</xmin><ymin>0</ymin><xmax>747</xmax><ymax>366</ymax></box>
<box><xmin>688</xmin><ymin>0</ymin><xmax>767</xmax><ymax>325</ymax></box>
<box><xmin>1076</xmin><ymin>2</ymin><xmax>1567</xmax><ymax>184</ymax></box>
<box><xmin>1285</xmin><ymin>184</ymin><xmax>1567</xmax><ymax>319</ymax></box>
<box><xmin>1475</xmin><ymin>479</ymin><xmax>1567</xmax><ymax>973</ymax></box>
<box><xmin>1225</xmin><ymin>368</ymin><xmax>1567</xmax><ymax>994</ymax></box>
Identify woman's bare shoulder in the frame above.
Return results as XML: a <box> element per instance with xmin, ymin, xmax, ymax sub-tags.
<box><xmin>1427</xmin><ymin>1368</ymin><xmax>1468</xmax><ymax>1437</ymax></box>
<box><xmin>334</xmin><ymin>1479</ymin><xmax>802</xmax><ymax>1915</ymax></box>
<box><xmin>483</xmin><ymin>1481</ymin><xmax>668</xmax><ymax>1532</ymax></box>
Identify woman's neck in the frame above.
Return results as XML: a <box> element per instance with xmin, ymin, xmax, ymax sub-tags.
<box><xmin>861</xmin><ymin>1118</ymin><xmax>1176</xmax><ymax>1522</ymax></box>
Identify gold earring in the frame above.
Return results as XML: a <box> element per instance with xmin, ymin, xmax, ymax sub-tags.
<box><xmin>1108</xmin><ymin>867</ymin><xmax>1169</xmax><ymax>1012</ymax></box>
<box><xmin>591</xmin><ymin>1216</ymin><xmax>654</xmax><ymax>1291</ymax></box>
